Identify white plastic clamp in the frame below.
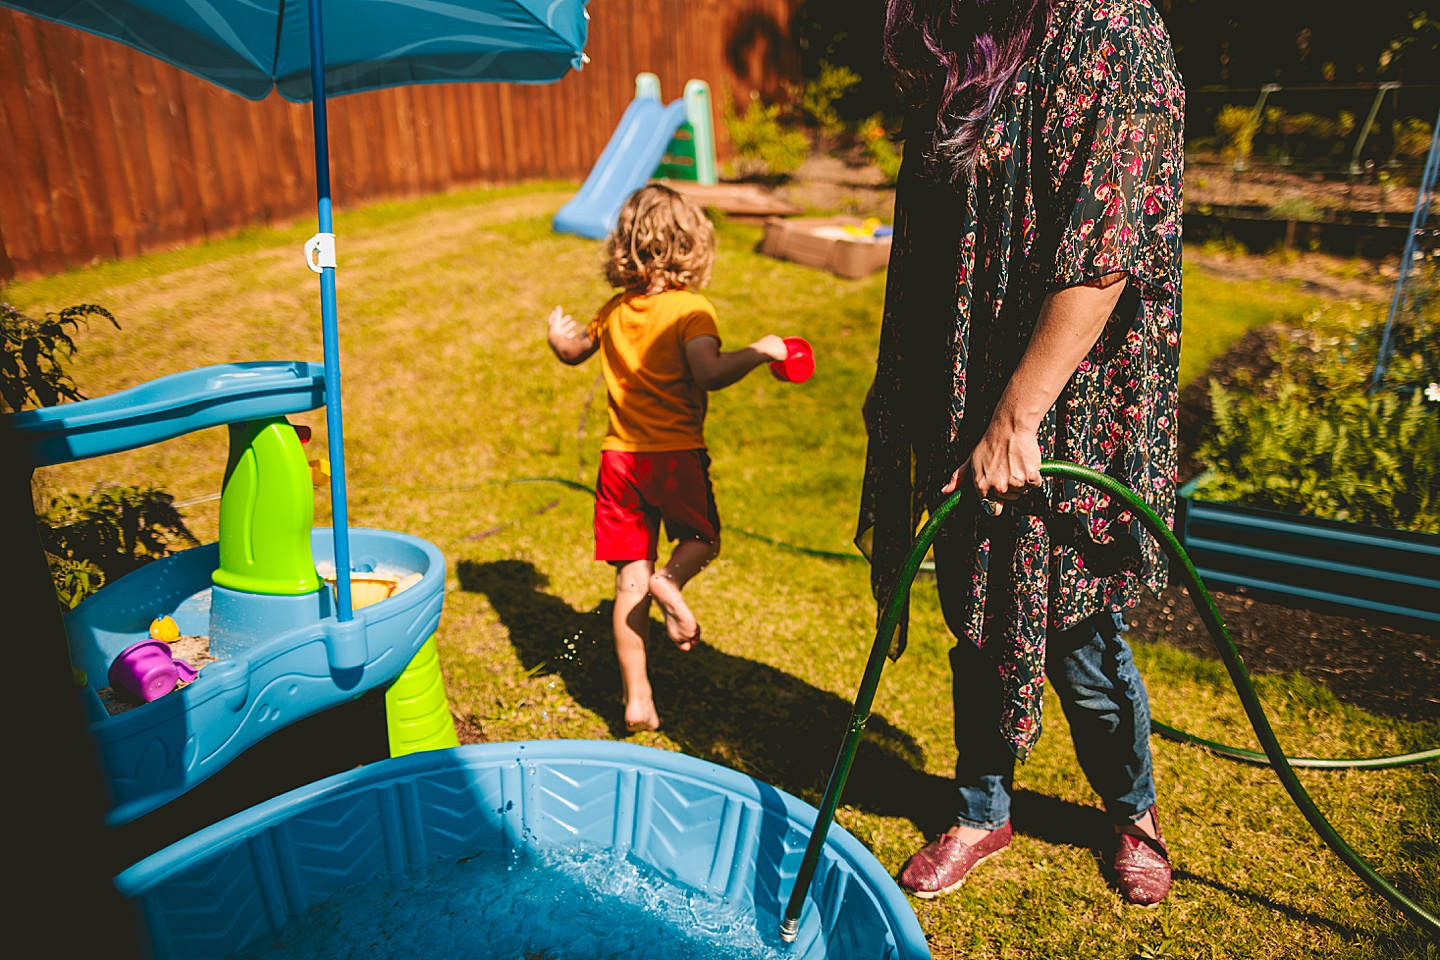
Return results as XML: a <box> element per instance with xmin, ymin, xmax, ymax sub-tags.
<box><xmin>304</xmin><ymin>232</ymin><xmax>337</xmax><ymax>274</ymax></box>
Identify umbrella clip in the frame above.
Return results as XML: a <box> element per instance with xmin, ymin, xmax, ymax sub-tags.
<box><xmin>305</xmin><ymin>233</ymin><xmax>338</xmax><ymax>274</ymax></box>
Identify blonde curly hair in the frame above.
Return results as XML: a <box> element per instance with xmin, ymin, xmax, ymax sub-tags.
<box><xmin>603</xmin><ymin>184</ymin><xmax>715</xmax><ymax>292</ymax></box>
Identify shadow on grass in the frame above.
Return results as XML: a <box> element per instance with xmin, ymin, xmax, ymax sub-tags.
<box><xmin>1012</xmin><ymin>790</ymin><xmax>1376</xmax><ymax>940</ymax></box>
<box><xmin>1170</xmin><ymin>868</ymin><xmax>1384</xmax><ymax>943</ymax></box>
<box><xmin>456</xmin><ymin>558</ymin><xmax>1406</xmax><ymax>941</ymax></box>
<box><xmin>459</xmin><ymin>558</ymin><xmax>960</xmax><ymax>832</ymax></box>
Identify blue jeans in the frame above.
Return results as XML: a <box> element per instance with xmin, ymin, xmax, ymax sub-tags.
<box><xmin>937</xmin><ymin>592</ymin><xmax>1157</xmax><ymax>830</ymax></box>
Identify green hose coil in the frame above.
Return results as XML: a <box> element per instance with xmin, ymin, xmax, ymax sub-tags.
<box><xmin>780</xmin><ymin>460</ymin><xmax>1439</xmax><ymax>942</ymax></box>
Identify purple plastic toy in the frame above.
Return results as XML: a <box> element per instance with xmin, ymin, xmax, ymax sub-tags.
<box><xmin>108</xmin><ymin>640</ymin><xmax>199</xmax><ymax>702</ymax></box>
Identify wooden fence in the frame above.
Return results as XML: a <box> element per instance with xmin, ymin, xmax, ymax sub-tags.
<box><xmin>0</xmin><ymin>0</ymin><xmax>803</xmax><ymax>282</ymax></box>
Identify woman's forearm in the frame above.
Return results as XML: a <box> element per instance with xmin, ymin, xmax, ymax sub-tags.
<box><xmin>992</xmin><ymin>273</ymin><xmax>1127</xmax><ymax>433</ymax></box>
<box><xmin>944</xmin><ymin>272</ymin><xmax>1129</xmax><ymax>500</ymax></box>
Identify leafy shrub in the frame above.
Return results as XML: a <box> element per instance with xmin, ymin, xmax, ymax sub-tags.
<box><xmin>1395</xmin><ymin>117</ymin><xmax>1435</xmax><ymax>159</ymax></box>
<box><xmin>2</xmin><ymin>301</ymin><xmax>194</xmax><ymax>606</ymax></box>
<box><xmin>37</xmin><ymin>485</ymin><xmax>199</xmax><ymax>604</ymax></box>
<box><xmin>1196</xmin><ymin>379</ymin><xmax>1439</xmax><ymax>532</ymax></box>
<box><xmin>1266</xmin><ymin>196</ymin><xmax>1322</xmax><ymax>222</ymax></box>
<box><xmin>859</xmin><ymin>115</ymin><xmax>903</xmax><ymax>185</ymax></box>
<box><xmin>722</xmin><ymin>92</ymin><xmax>810</xmax><ymax>182</ymax></box>
<box><xmin>1195</xmin><ymin>297</ymin><xmax>1440</xmax><ymax>533</ymax></box>
<box><xmin>796</xmin><ymin>61</ymin><xmax>861</xmax><ymax>140</ymax></box>
<box><xmin>48</xmin><ymin>554</ymin><xmax>105</xmax><ymax>611</ymax></box>
<box><xmin>1</xmin><ymin>302</ymin><xmax>117</xmax><ymax>413</ymax></box>
<box><xmin>1214</xmin><ymin>104</ymin><xmax>1260</xmax><ymax>159</ymax></box>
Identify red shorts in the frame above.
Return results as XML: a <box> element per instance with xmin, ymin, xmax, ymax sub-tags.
<box><xmin>594</xmin><ymin>449</ymin><xmax>720</xmax><ymax>563</ymax></box>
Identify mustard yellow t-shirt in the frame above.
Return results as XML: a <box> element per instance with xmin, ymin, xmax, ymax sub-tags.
<box><xmin>586</xmin><ymin>289</ymin><xmax>720</xmax><ymax>452</ymax></box>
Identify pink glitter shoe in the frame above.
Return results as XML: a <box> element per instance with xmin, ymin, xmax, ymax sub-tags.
<box><xmin>898</xmin><ymin>821</ymin><xmax>1012</xmax><ymax>899</ymax></box>
<box><xmin>1113</xmin><ymin>806</ymin><xmax>1171</xmax><ymax>906</ymax></box>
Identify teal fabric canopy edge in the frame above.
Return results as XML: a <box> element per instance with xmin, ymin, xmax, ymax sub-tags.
<box><xmin>0</xmin><ymin>0</ymin><xmax>589</xmax><ymax>101</ymax></box>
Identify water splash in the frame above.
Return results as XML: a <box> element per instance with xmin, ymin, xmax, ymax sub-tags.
<box><xmin>234</xmin><ymin>845</ymin><xmax>791</xmax><ymax>960</ymax></box>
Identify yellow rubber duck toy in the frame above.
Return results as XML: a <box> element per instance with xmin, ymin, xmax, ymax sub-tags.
<box><xmin>150</xmin><ymin>615</ymin><xmax>180</xmax><ymax>642</ymax></box>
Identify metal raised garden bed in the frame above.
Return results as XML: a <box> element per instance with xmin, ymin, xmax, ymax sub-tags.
<box><xmin>1175</xmin><ymin>477</ymin><xmax>1440</xmax><ymax>633</ymax></box>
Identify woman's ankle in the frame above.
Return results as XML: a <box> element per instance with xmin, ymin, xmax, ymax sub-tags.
<box><xmin>946</xmin><ymin>823</ymin><xmax>998</xmax><ymax>845</ymax></box>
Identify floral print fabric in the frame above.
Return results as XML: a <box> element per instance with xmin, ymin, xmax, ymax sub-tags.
<box><xmin>857</xmin><ymin>0</ymin><xmax>1185</xmax><ymax>760</ymax></box>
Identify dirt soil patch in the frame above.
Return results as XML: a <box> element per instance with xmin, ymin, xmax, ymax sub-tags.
<box><xmin>1187</xmin><ymin>245</ymin><xmax>1395</xmax><ymax>302</ymax></box>
<box><xmin>770</xmin><ymin>153</ymin><xmax>897</xmax><ymax>220</ymax></box>
<box><xmin>1132</xmin><ymin>582</ymin><xmax>1439</xmax><ymax>722</ymax></box>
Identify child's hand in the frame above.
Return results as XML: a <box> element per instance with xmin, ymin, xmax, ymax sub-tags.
<box><xmin>752</xmin><ymin>335</ymin><xmax>788</xmax><ymax>362</ymax></box>
<box><xmin>547</xmin><ymin>305</ymin><xmax>579</xmax><ymax>340</ymax></box>
<box><xmin>547</xmin><ymin>305</ymin><xmax>599</xmax><ymax>365</ymax></box>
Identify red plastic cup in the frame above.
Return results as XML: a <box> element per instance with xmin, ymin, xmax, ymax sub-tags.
<box><xmin>769</xmin><ymin>336</ymin><xmax>815</xmax><ymax>384</ymax></box>
<box><xmin>108</xmin><ymin>639</ymin><xmax>199</xmax><ymax>702</ymax></box>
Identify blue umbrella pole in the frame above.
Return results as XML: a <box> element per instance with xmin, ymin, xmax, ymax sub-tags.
<box><xmin>307</xmin><ymin>0</ymin><xmax>354</xmax><ymax>622</ymax></box>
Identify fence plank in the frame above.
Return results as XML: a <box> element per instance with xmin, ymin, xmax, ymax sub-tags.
<box><xmin>43</xmin><ymin>25</ymin><xmax>111</xmax><ymax>264</ymax></box>
<box><xmin>100</xmin><ymin>38</ymin><xmax>165</xmax><ymax>248</ymax></box>
<box><xmin>15</xmin><ymin>14</ymin><xmax>88</xmax><ymax>268</ymax></box>
<box><xmin>0</xmin><ymin>16</ymin><xmax>42</xmax><ymax>276</ymax></box>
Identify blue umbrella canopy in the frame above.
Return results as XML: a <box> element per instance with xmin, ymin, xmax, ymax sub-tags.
<box><xmin>4</xmin><ymin>0</ymin><xmax>588</xmax><ymax>100</ymax></box>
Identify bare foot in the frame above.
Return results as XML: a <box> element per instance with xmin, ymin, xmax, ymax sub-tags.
<box><xmin>649</xmin><ymin>571</ymin><xmax>699</xmax><ymax>650</ymax></box>
<box><xmin>624</xmin><ymin>698</ymin><xmax>661</xmax><ymax>732</ymax></box>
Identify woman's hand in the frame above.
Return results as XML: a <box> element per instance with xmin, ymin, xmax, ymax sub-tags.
<box><xmin>942</xmin><ymin>415</ymin><xmax>1042</xmax><ymax>513</ymax></box>
<box><xmin>942</xmin><ymin>273</ymin><xmax>1128</xmax><ymax>514</ymax></box>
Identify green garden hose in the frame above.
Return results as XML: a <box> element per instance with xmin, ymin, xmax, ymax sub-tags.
<box><xmin>778</xmin><ymin>460</ymin><xmax>1439</xmax><ymax>943</ymax></box>
<box><xmin>1149</xmin><ymin>720</ymin><xmax>1439</xmax><ymax>769</ymax></box>
<box><xmin>483</xmin><ymin>475</ymin><xmax>1435</xmax><ymax>770</ymax></box>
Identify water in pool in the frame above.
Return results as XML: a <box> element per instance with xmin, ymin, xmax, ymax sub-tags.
<box><xmin>236</xmin><ymin>845</ymin><xmax>792</xmax><ymax>959</ymax></box>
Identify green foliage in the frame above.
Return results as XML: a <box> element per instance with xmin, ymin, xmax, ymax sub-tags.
<box><xmin>722</xmin><ymin>92</ymin><xmax>810</xmax><ymax>182</ymax></box>
<box><xmin>1195</xmin><ymin>300</ymin><xmax>1440</xmax><ymax>533</ymax></box>
<box><xmin>1197</xmin><ymin>379</ymin><xmax>1440</xmax><ymax>532</ymax></box>
<box><xmin>47</xmin><ymin>554</ymin><xmax>105</xmax><ymax>610</ymax></box>
<box><xmin>1378</xmin><ymin>254</ymin><xmax>1440</xmax><ymax>394</ymax></box>
<box><xmin>1</xmin><ymin>301</ymin><xmax>118</xmax><ymax>413</ymax></box>
<box><xmin>1395</xmin><ymin>116</ymin><xmax>1435</xmax><ymax>159</ymax></box>
<box><xmin>1266</xmin><ymin>196</ymin><xmax>1321</xmax><ymax>222</ymax></box>
<box><xmin>1214</xmin><ymin>104</ymin><xmax>1260</xmax><ymax>159</ymax></box>
<box><xmin>796</xmin><ymin>61</ymin><xmax>861</xmax><ymax>140</ymax></box>
<box><xmin>858</xmin><ymin>115</ymin><xmax>902</xmax><ymax>185</ymax></box>
<box><xmin>37</xmin><ymin>485</ymin><xmax>198</xmax><ymax>605</ymax></box>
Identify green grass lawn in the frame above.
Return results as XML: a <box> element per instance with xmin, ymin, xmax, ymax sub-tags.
<box><xmin>9</xmin><ymin>186</ymin><xmax>1435</xmax><ymax>959</ymax></box>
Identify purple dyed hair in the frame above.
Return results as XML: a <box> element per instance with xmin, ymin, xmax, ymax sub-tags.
<box><xmin>885</xmin><ymin>0</ymin><xmax>1056</xmax><ymax>177</ymax></box>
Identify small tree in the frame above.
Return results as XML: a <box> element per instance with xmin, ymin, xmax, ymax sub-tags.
<box><xmin>0</xmin><ymin>301</ymin><xmax>197</xmax><ymax>608</ymax></box>
<box><xmin>1</xmin><ymin>301</ymin><xmax>118</xmax><ymax>413</ymax></box>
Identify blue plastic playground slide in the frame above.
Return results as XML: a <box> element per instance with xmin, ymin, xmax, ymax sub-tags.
<box><xmin>552</xmin><ymin>93</ymin><xmax>687</xmax><ymax>239</ymax></box>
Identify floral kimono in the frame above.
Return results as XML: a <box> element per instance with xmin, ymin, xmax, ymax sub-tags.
<box><xmin>857</xmin><ymin>0</ymin><xmax>1185</xmax><ymax>760</ymax></box>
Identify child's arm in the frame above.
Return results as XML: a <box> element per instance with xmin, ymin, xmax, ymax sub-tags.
<box><xmin>684</xmin><ymin>334</ymin><xmax>787</xmax><ymax>391</ymax></box>
<box><xmin>546</xmin><ymin>306</ymin><xmax>599</xmax><ymax>365</ymax></box>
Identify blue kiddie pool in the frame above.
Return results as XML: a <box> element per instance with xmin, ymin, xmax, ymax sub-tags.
<box><xmin>117</xmin><ymin>741</ymin><xmax>931</xmax><ymax>960</ymax></box>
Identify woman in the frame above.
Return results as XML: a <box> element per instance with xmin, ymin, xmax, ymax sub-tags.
<box><xmin>858</xmin><ymin>0</ymin><xmax>1184</xmax><ymax>905</ymax></box>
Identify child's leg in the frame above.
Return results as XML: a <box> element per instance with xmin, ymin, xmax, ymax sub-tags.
<box><xmin>613</xmin><ymin>559</ymin><xmax>660</xmax><ymax>731</ymax></box>
<box><xmin>649</xmin><ymin>535</ymin><xmax>720</xmax><ymax>651</ymax></box>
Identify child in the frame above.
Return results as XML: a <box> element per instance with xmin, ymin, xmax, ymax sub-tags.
<box><xmin>546</xmin><ymin>184</ymin><xmax>789</xmax><ymax>732</ymax></box>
